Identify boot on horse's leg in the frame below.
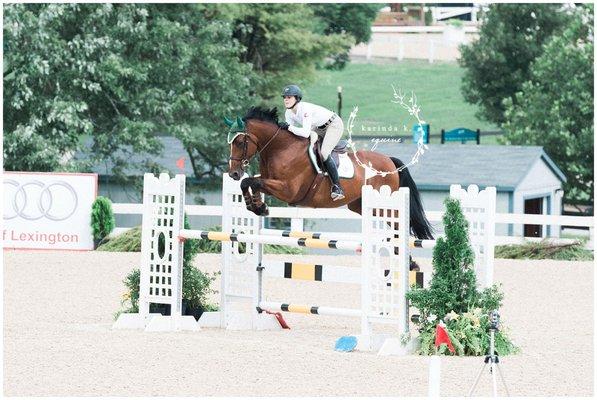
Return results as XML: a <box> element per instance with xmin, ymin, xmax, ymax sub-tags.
<box><xmin>240</xmin><ymin>178</ymin><xmax>258</xmax><ymax>213</ymax></box>
<box><xmin>240</xmin><ymin>177</ymin><xmax>269</xmax><ymax>216</ymax></box>
<box><xmin>251</xmin><ymin>191</ymin><xmax>269</xmax><ymax>216</ymax></box>
<box><xmin>323</xmin><ymin>156</ymin><xmax>344</xmax><ymax>201</ymax></box>
<box><xmin>242</xmin><ymin>191</ymin><xmax>257</xmax><ymax>213</ymax></box>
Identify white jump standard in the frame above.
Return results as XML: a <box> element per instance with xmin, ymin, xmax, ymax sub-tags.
<box><xmin>114</xmin><ymin>172</ymin><xmax>496</xmax><ymax>355</ymax></box>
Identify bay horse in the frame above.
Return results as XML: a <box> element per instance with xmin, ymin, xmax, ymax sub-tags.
<box><xmin>226</xmin><ymin>107</ymin><xmax>433</xmax><ymax>240</ymax></box>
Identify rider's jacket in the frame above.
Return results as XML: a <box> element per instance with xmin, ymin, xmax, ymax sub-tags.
<box><xmin>285</xmin><ymin>101</ymin><xmax>335</xmax><ymax>138</ymax></box>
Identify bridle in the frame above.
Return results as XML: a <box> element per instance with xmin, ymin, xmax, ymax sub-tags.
<box><xmin>229</xmin><ymin>126</ymin><xmax>282</xmax><ymax>170</ymax></box>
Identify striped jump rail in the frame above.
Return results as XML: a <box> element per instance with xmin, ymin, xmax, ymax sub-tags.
<box><xmin>260</xmin><ymin>228</ymin><xmax>362</xmax><ymax>241</ymax></box>
<box><xmin>258</xmin><ymin>301</ymin><xmax>362</xmax><ymax>318</ymax></box>
<box><xmin>375</xmin><ymin>237</ymin><xmax>438</xmax><ymax>249</ymax></box>
<box><xmin>180</xmin><ymin>229</ymin><xmax>362</xmax><ymax>251</ymax></box>
<box><xmin>262</xmin><ymin>229</ymin><xmax>438</xmax><ymax>249</ymax></box>
<box><xmin>408</xmin><ymin>239</ymin><xmax>437</xmax><ymax>249</ymax></box>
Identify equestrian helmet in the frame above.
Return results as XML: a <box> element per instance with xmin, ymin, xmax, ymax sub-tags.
<box><xmin>281</xmin><ymin>85</ymin><xmax>302</xmax><ymax>100</ymax></box>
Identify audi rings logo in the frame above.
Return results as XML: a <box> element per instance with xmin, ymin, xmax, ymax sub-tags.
<box><xmin>4</xmin><ymin>180</ymin><xmax>79</xmax><ymax>221</ymax></box>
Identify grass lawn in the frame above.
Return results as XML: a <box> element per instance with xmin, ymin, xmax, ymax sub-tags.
<box><xmin>304</xmin><ymin>59</ymin><xmax>500</xmax><ymax>143</ymax></box>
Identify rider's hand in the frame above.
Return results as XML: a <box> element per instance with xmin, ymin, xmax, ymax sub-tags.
<box><xmin>310</xmin><ymin>131</ymin><xmax>318</xmax><ymax>146</ymax></box>
<box><xmin>279</xmin><ymin>122</ymin><xmax>290</xmax><ymax>130</ymax></box>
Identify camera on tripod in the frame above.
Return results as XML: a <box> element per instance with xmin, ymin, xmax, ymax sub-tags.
<box><xmin>468</xmin><ymin>309</ymin><xmax>510</xmax><ymax>396</ymax></box>
<box><xmin>489</xmin><ymin>310</ymin><xmax>500</xmax><ymax>331</ymax></box>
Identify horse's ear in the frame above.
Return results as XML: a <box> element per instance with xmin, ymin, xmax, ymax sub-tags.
<box><xmin>224</xmin><ymin>117</ymin><xmax>234</xmax><ymax>127</ymax></box>
<box><xmin>236</xmin><ymin>116</ymin><xmax>245</xmax><ymax>130</ymax></box>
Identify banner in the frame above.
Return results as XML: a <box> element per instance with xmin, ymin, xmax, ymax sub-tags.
<box><xmin>3</xmin><ymin>172</ymin><xmax>98</xmax><ymax>250</ymax></box>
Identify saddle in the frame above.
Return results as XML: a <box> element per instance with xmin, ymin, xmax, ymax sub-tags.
<box><xmin>312</xmin><ymin>138</ymin><xmax>348</xmax><ymax>172</ymax></box>
<box><xmin>289</xmin><ymin>138</ymin><xmax>353</xmax><ymax>206</ymax></box>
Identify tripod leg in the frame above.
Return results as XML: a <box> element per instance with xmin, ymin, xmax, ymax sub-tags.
<box><xmin>467</xmin><ymin>363</ymin><xmax>487</xmax><ymax>397</ymax></box>
<box><xmin>491</xmin><ymin>363</ymin><xmax>498</xmax><ymax>397</ymax></box>
<box><xmin>496</xmin><ymin>364</ymin><xmax>510</xmax><ymax>396</ymax></box>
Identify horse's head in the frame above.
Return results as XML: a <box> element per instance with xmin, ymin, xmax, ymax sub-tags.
<box><xmin>224</xmin><ymin>116</ymin><xmax>259</xmax><ymax>180</ymax></box>
<box><xmin>224</xmin><ymin>107</ymin><xmax>282</xmax><ymax>180</ymax></box>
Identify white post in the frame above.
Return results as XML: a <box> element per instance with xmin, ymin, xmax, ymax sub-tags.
<box><xmin>220</xmin><ymin>174</ymin><xmax>263</xmax><ymax>329</ymax></box>
<box><xmin>366</xmin><ymin>43</ymin><xmax>372</xmax><ymax>61</ymax></box>
<box><xmin>450</xmin><ymin>184</ymin><xmax>497</xmax><ymax>289</ymax></box>
<box><xmin>428</xmin><ymin>356</ymin><xmax>441</xmax><ymax>397</ymax></box>
<box><xmin>358</xmin><ymin>185</ymin><xmax>413</xmax><ymax>355</ymax></box>
<box><xmin>542</xmin><ymin>197</ymin><xmax>548</xmax><ymax>238</ymax></box>
<box><xmin>290</xmin><ymin>217</ymin><xmax>304</xmax><ymax>232</ymax></box>
<box><xmin>397</xmin><ymin>188</ymin><xmax>410</xmax><ymax>336</ymax></box>
<box><xmin>113</xmin><ymin>173</ymin><xmax>198</xmax><ymax>331</ymax></box>
<box><xmin>428</xmin><ymin>38</ymin><xmax>435</xmax><ymax>64</ymax></box>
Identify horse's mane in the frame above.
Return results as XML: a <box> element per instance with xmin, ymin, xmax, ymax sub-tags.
<box><xmin>243</xmin><ymin>106</ymin><xmax>279</xmax><ymax>125</ymax></box>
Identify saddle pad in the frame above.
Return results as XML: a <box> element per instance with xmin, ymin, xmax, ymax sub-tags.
<box><xmin>308</xmin><ymin>145</ymin><xmax>355</xmax><ymax>179</ymax></box>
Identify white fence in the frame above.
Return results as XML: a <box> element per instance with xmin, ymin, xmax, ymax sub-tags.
<box><xmin>110</xmin><ymin>202</ymin><xmax>594</xmax><ymax>251</ymax></box>
<box><xmin>350</xmin><ymin>26</ymin><xmax>479</xmax><ymax>63</ymax></box>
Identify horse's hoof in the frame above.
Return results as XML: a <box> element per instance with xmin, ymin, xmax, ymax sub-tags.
<box><xmin>255</xmin><ymin>204</ymin><xmax>269</xmax><ymax>216</ymax></box>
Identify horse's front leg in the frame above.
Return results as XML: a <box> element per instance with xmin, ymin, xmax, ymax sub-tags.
<box><xmin>239</xmin><ymin>177</ymin><xmax>259</xmax><ymax>213</ymax></box>
<box><xmin>240</xmin><ymin>177</ymin><xmax>291</xmax><ymax>216</ymax></box>
<box><xmin>240</xmin><ymin>176</ymin><xmax>270</xmax><ymax>216</ymax></box>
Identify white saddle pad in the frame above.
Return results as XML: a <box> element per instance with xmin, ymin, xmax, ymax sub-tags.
<box><xmin>308</xmin><ymin>146</ymin><xmax>355</xmax><ymax>179</ymax></box>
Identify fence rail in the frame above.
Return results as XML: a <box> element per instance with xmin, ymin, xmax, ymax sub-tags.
<box><xmin>110</xmin><ymin>203</ymin><xmax>594</xmax><ymax>250</ymax></box>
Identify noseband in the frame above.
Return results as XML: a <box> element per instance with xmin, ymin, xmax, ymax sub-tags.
<box><xmin>229</xmin><ymin>127</ymin><xmax>282</xmax><ymax>170</ymax></box>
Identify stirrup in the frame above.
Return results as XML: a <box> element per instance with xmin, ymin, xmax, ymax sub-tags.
<box><xmin>331</xmin><ymin>186</ymin><xmax>345</xmax><ymax>201</ymax></box>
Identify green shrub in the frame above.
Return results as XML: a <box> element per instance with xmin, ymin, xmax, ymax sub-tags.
<box><xmin>495</xmin><ymin>240</ymin><xmax>593</xmax><ymax>261</ymax></box>
<box><xmin>406</xmin><ymin>197</ymin><xmax>519</xmax><ymax>356</ymax></box>
<box><xmin>115</xmin><ymin>215</ymin><xmax>218</xmax><ymax>319</ymax></box>
<box><xmin>116</xmin><ymin>263</ymin><xmax>218</xmax><ymax>317</ymax></box>
<box><xmin>100</xmin><ymin>223</ymin><xmax>306</xmax><ymax>255</ymax></box>
<box><xmin>97</xmin><ymin>226</ymin><xmax>142</xmax><ymax>252</ymax></box>
<box><xmin>90</xmin><ymin>196</ymin><xmax>115</xmax><ymax>241</ymax></box>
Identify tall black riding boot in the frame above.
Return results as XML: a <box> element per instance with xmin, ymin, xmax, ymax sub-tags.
<box><xmin>323</xmin><ymin>156</ymin><xmax>345</xmax><ymax>201</ymax></box>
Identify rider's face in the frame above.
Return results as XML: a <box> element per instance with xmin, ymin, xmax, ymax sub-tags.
<box><xmin>283</xmin><ymin>96</ymin><xmax>296</xmax><ymax>109</ymax></box>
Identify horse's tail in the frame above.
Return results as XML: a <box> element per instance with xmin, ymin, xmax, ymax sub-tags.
<box><xmin>390</xmin><ymin>157</ymin><xmax>434</xmax><ymax>240</ymax></box>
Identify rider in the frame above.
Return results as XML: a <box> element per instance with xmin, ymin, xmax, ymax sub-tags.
<box><xmin>280</xmin><ymin>84</ymin><xmax>345</xmax><ymax>201</ymax></box>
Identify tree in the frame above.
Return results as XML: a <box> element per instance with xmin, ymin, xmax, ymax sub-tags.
<box><xmin>406</xmin><ymin>197</ymin><xmax>513</xmax><ymax>356</ymax></box>
<box><xmin>309</xmin><ymin>3</ymin><xmax>382</xmax><ymax>69</ymax></box>
<box><xmin>501</xmin><ymin>5</ymin><xmax>594</xmax><ymax>204</ymax></box>
<box><xmin>459</xmin><ymin>4</ymin><xmax>574</xmax><ymax>125</ymax></box>
<box><xmin>4</xmin><ymin>4</ymin><xmax>359</xmax><ymax>182</ymax></box>
<box><xmin>228</xmin><ymin>3</ymin><xmax>354</xmax><ymax>102</ymax></box>
<box><xmin>4</xmin><ymin>4</ymin><xmax>253</xmax><ymax>180</ymax></box>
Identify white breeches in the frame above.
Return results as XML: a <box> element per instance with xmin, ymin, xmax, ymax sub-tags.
<box><xmin>319</xmin><ymin>117</ymin><xmax>344</xmax><ymax>160</ymax></box>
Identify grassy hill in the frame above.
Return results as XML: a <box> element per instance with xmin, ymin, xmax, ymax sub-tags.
<box><xmin>303</xmin><ymin>60</ymin><xmax>500</xmax><ymax>143</ymax></box>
